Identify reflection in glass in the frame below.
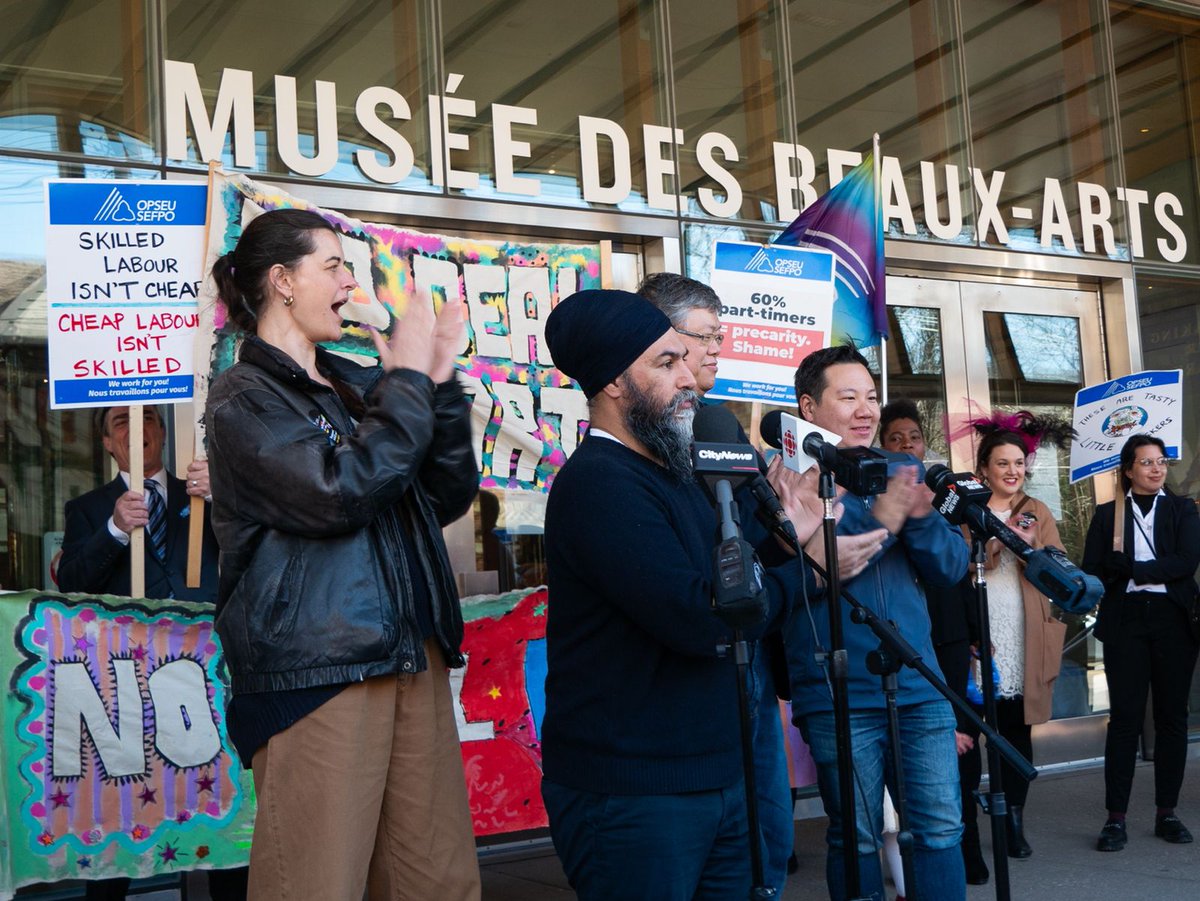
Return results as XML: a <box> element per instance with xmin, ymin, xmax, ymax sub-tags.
<box><xmin>1111</xmin><ymin>2</ymin><xmax>1200</xmax><ymax>266</ymax></box>
<box><xmin>441</xmin><ymin>0</ymin><xmax>667</xmax><ymax>210</ymax></box>
<box><xmin>986</xmin><ymin>313</ymin><xmax>1084</xmax><ymax>384</ymax></box>
<box><xmin>684</xmin><ymin>221</ymin><xmax>768</xmax><ymax>285</ymax></box>
<box><xmin>984</xmin><ymin>312</ymin><xmax>1084</xmax><ymax>398</ymax></box>
<box><xmin>786</xmin><ymin>0</ymin><xmax>972</xmax><ymax>241</ymax></box>
<box><xmin>1138</xmin><ymin>273</ymin><xmax>1200</xmax><ymax>498</ymax></box>
<box><xmin>892</xmin><ymin>306</ymin><xmax>943</xmax><ymax>375</ymax></box>
<box><xmin>885</xmin><ymin>306</ymin><xmax>949</xmax><ymax>461</ymax></box>
<box><xmin>163</xmin><ymin>0</ymin><xmax>436</xmax><ymax>189</ymax></box>
<box><xmin>962</xmin><ymin>0</ymin><xmax>1123</xmax><ymax>257</ymax></box>
<box><xmin>669</xmin><ymin>2</ymin><xmax>788</xmax><ymax>221</ymax></box>
<box><xmin>1</xmin><ymin>0</ymin><xmax>156</xmax><ymax>161</ymax></box>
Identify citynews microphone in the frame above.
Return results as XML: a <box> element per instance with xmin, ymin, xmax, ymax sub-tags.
<box><xmin>924</xmin><ymin>464</ymin><xmax>1103</xmax><ymax>616</ymax></box>
<box><xmin>690</xmin><ymin>406</ymin><xmax>769</xmax><ymax>628</ymax></box>
<box><xmin>693</xmin><ymin>405</ymin><xmax>799</xmax><ymax>547</ymax></box>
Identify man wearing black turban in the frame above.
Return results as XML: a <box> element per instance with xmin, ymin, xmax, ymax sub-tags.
<box><xmin>538</xmin><ymin>289</ymin><xmax>816</xmax><ymax>900</ymax></box>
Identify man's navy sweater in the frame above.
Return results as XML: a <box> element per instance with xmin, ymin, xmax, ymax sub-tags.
<box><xmin>541</xmin><ymin>434</ymin><xmax>811</xmax><ymax>795</ymax></box>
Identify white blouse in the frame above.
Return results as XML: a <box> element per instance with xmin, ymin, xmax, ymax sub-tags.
<box><xmin>986</xmin><ymin>508</ymin><xmax>1025</xmax><ymax>699</ymax></box>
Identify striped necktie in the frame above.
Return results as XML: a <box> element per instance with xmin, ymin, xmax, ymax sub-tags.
<box><xmin>144</xmin><ymin>478</ymin><xmax>167</xmax><ymax>561</ymax></box>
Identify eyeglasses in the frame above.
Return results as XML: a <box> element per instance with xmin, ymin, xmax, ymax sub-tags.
<box><xmin>1134</xmin><ymin>458</ymin><xmax>1171</xmax><ymax>468</ymax></box>
<box><xmin>675</xmin><ymin>327</ymin><xmax>725</xmax><ymax>350</ymax></box>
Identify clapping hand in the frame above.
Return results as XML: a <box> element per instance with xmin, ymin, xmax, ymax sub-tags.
<box><xmin>371</xmin><ymin>292</ymin><xmax>465</xmax><ymax>381</ymax></box>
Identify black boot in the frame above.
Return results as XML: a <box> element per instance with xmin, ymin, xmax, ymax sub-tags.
<box><xmin>962</xmin><ymin>819</ymin><xmax>989</xmax><ymax>884</ymax></box>
<box><xmin>1007</xmin><ymin>805</ymin><xmax>1033</xmax><ymax>858</ymax></box>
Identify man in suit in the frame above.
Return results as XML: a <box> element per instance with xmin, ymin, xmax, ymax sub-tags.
<box><xmin>57</xmin><ymin>405</ymin><xmax>244</xmax><ymax>900</ymax></box>
<box><xmin>58</xmin><ymin>405</ymin><xmax>219</xmax><ymax>601</ymax></box>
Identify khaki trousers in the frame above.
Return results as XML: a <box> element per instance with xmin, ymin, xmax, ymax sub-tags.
<box><xmin>247</xmin><ymin>643</ymin><xmax>482</xmax><ymax>901</ymax></box>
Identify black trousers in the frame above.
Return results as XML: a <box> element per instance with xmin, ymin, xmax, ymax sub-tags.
<box><xmin>935</xmin><ymin>639</ymin><xmax>984</xmax><ymax>826</ymax></box>
<box><xmin>992</xmin><ymin>696</ymin><xmax>1033</xmax><ymax>809</ymax></box>
<box><xmin>1103</xmin><ymin>593</ymin><xmax>1200</xmax><ymax>813</ymax></box>
<box><xmin>941</xmin><ymin>640</ymin><xmax>1034</xmax><ymax>819</ymax></box>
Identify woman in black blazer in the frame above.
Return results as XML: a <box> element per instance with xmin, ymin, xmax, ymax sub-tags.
<box><xmin>1081</xmin><ymin>434</ymin><xmax>1200</xmax><ymax>853</ymax></box>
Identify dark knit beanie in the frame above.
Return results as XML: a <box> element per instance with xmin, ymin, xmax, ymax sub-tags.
<box><xmin>544</xmin><ymin>289</ymin><xmax>673</xmax><ymax>398</ymax></box>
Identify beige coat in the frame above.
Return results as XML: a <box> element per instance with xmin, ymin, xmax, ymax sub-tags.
<box><xmin>962</xmin><ymin>494</ymin><xmax>1067</xmax><ymax>725</ymax></box>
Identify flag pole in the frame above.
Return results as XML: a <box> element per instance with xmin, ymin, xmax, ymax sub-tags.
<box><xmin>873</xmin><ymin>133</ymin><xmax>888</xmax><ymax>404</ymax></box>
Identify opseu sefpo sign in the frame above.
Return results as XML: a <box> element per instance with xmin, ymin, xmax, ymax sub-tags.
<box><xmin>44</xmin><ymin>180</ymin><xmax>207</xmax><ymax>409</ymax></box>
<box><xmin>1069</xmin><ymin>370</ymin><xmax>1182</xmax><ymax>483</ymax></box>
<box><xmin>706</xmin><ymin>240</ymin><xmax>836</xmax><ymax>405</ymax></box>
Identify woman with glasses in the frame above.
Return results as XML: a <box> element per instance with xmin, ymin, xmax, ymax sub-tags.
<box><xmin>1082</xmin><ymin>434</ymin><xmax>1200</xmax><ymax>852</ymax></box>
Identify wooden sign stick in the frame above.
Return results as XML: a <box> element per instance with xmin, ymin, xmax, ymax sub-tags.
<box><xmin>185</xmin><ymin>161</ymin><xmax>221</xmax><ymax>588</ymax></box>
<box><xmin>129</xmin><ymin>410</ymin><xmax>145</xmax><ymax>599</ymax></box>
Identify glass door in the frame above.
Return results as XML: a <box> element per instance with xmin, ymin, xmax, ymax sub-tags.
<box><xmin>884</xmin><ymin>275</ymin><xmax>1110</xmax><ymax>737</ymax></box>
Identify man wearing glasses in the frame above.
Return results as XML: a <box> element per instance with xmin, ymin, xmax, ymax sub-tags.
<box><xmin>638</xmin><ymin>273</ymin><xmax>794</xmax><ymax>894</ymax></box>
<box><xmin>639</xmin><ymin>273</ymin><xmax>726</xmax><ymax>393</ymax></box>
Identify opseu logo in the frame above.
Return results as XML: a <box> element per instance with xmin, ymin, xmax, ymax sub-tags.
<box><xmin>94</xmin><ymin>188</ymin><xmax>177</xmax><ymax>223</ymax></box>
<box><xmin>744</xmin><ymin>247</ymin><xmax>805</xmax><ymax>277</ymax></box>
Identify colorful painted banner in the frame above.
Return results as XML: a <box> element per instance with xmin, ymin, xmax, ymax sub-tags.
<box><xmin>196</xmin><ymin>171</ymin><xmax>601</xmax><ymax>493</ymax></box>
<box><xmin>1</xmin><ymin>587</ymin><xmax>549</xmax><ymax>897</ymax></box>
<box><xmin>44</xmin><ymin>181</ymin><xmax>209</xmax><ymax>409</ymax></box>
<box><xmin>456</xmin><ymin>588</ymin><xmax>549</xmax><ymax>835</ymax></box>
<box><xmin>1069</xmin><ymin>370</ymin><xmax>1182</xmax><ymax>482</ymax></box>
<box><xmin>0</xmin><ymin>592</ymin><xmax>253</xmax><ymax>895</ymax></box>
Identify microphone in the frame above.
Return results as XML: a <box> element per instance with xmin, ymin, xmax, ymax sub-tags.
<box><xmin>690</xmin><ymin>404</ymin><xmax>769</xmax><ymax>627</ymax></box>
<box><xmin>693</xmin><ymin>405</ymin><xmax>798</xmax><ymax>547</ymax></box>
<box><xmin>711</xmin><ymin>479</ymin><xmax>768</xmax><ymax>628</ymax></box>
<box><xmin>924</xmin><ymin>464</ymin><xmax>1102</xmax><ymax>615</ymax></box>
<box><xmin>760</xmin><ymin>409</ymin><xmax>785</xmax><ymax>451</ymax></box>
<box><xmin>760</xmin><ymin>409</ymin><xmax>889</xmax><ymax>497</ymax></box>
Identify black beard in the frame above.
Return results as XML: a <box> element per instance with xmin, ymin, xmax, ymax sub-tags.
<box><xmin>622</xmin><ymin>377</ymin><xmax>699</xmax><ymax>482</ymax></box>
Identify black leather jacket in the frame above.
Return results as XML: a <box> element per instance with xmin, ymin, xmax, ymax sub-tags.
<box><xmin>206</xmin><ymin>336</ymin><xmax>477</xmax><ymax>694</ymax></box>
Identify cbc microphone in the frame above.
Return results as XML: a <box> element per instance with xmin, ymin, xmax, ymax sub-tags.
<box><xmin>924</xmin><ymin>464</ymin><xmax>1102</xmax><ymax>615</ymax></box>
<box><xmin>693</xmin><ymin>405</ymin><xmax>798</xmax><ymax>547</ymax></box>
<box><xmin>760</xmin><ymin>408</ymin><xmax>888</xmax><ymax>497</ymax></box>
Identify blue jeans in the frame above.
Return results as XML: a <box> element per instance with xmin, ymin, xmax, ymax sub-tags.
<box><xmin>799</xmin><ymin>700</ymin><xmax>965</xmax><ymax>901</ymax></box>
<box><xmin>542</xmin><ymin>778</ymin><xmax>750</xmax><ymax>901</ymax></box>
<box><xmin>749</xmin><ymin>644</ymin><xmax>792</xmax><ymax>895</ymax></box>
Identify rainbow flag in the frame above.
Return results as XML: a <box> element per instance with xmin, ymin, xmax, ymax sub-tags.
<box><xmin>773</xmin><ymin>147</ymin><xmax>887</xmax><ymax>345</ymax></box>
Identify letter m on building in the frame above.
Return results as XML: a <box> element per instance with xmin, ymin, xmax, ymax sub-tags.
<box><xmin>164</xmin><ymin>60</ymin><xmax>256</xmax><ymax>167</ymax></box>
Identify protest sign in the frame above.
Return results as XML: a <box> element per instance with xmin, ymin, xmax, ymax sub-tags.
<box><xmin>198</xmin><ymin>172</ymin><xmax>600</xmax><ymax>493</ymax></box>
<box><xmin>1069</xmin><ymin>370</ymin><xmax>1182</xmax><ymax>482</ymax></box>
<box><xmin>44</xmin><ymin>181</ymin><xmax>208</xmax><ymax>409</ymax></box>
<box><xmin>705</xmin><ymin>241</ymin><xmax>836</xmax><ymax>404</ymax></box>
<box><xmin>0</xmin><ymin>586</ymin><xmax>551</xmax><ymax>896</ymax></box>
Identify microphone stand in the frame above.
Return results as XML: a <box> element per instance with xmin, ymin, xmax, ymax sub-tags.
<box><xmin>815</xmin><ymin>465</ymin><xmax>866</xmax><ymax>900</ymax></box>
<box><xmin>864</xmin><ymin>643</ymin><xmax>917</xmax><ymax>901</ymax></box>
<box><xmin>713</xmin><ymin>479</ymin><xmax>776</xmax><ymax>900</ymax></box>
<box><xmin>767</xmin><ymin>513</ymin><xmax>1035</xmax><ymax>901</ymax></box>
<box><xmin>969</xmin><ymin>531</ymin><xmax>1016</xmax><ymax>901</ymax></box>
<box><xmin>732</xmin><ymin>626</ymin><xmax>776</xmax><ymax>901</ymax></box>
